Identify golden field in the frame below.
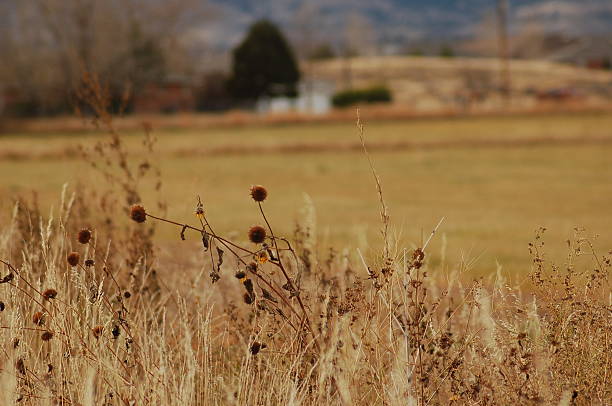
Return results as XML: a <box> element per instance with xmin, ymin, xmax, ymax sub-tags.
<box><xmin>1</xmin><ymin>111</ymin><xmax>612</xmax><ymax>276</ymax></box>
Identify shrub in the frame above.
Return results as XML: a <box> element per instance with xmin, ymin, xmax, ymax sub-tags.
<box><xmin>331</xmin><ymin>86</ymin><xmax>392</xmax><ymax>107</ymax></box>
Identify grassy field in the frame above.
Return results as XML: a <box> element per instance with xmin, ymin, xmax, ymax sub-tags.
<box><xmin>0</xmin><ymin>111</ymin><xmax>610</xmax><ymax>405</ymax></box>
<box><xmin>2</xmin><ymin>111</ymin><xmax>612</xmax><ymax>275</ymax></box>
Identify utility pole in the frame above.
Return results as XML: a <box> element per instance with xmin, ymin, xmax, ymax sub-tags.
<box><xmin>497</xmin><ymin>0</ymin><xmax>511</xmax><ymax>104</ymax></box>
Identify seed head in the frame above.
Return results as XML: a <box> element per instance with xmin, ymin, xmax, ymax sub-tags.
<box><xmin>32</xmin><ymin>311</ymin><xmax>45</xmax><ymax>326</ymax></box>
<box><xmin>67</xmin><ymin>252</ymin><xmax>80</xmax><ymax>267</ymax></box>
<box><xmin>412</xmin><ymin>248</ymin><xmax>425</xmax><ymax>262</ymax></box>
<box><xmin>250</xmin><ymin>342</ymin><xmax>267</xmax><ymax>355</ymax></box>
<box><xmin>255</xmin><ymin>251</ymin><xmax>268</xmax><ymax>264</ymax></box>
<box><xmin>243</xmin><ymin>279</ymin><xmax>254</xmax><ymax>293</ymax></box>
<box><xmin>16</xmin><ymin>359</ymin><xmax>25</xmax><ymax>375</ymax></box>
<box><xmin>0</xmin><ymin>301</ymin><xmax>4</xmax><ymax>311</ymax></box>
<box><xmin>243</xmin><ymin>292</ymin><xmax>254</xmax><ymax>304</ymax></box>
<box><xmin>246</xmin><ymin>262</ymin><xmax>258</xmax><ymax>273</ymax></box>
<box><xmin>0</xmin><ymin>273</ymin><xmax>13</xmax><ymax>283</ymax></box>
<box><xmin>84</xmin><ymin>259</ymin><xmax>95</xmax><ymax>267</ymax></box>
<box><xmin>92</xmin><ymin>325</ymin><xmax>104</xmax><ymax>339</ymax></box>
<box><xmin>248</xmin><ymin>226</ymin><xmax>266</xmax><ymax>244</ymax></box>
<box><xmin>77</xmin><ymin>229</ymin><xmax>92</xmax><ymax>244</ymax></box>
<box><xmin>250</xmin><ymin>185</ymin><xmax>268</xmax><ymax>202</ymax></box>
<box><xmin>130</xmin><ymin>205</ymin><xmax>147</xmax><ymax>223</ymax></box>
<box><xmin>41</xmin><ymin>331</ymin><xmax>54</xmax><ymax>341</ymax></box>
<box><xmin>235</xmin><ymin>271</ymin><xmax>246</xmax><ymax>280</ymax></box>
<box><xmin>42</xmin><ymin>289</ymin><xmax>57</xmax><ymax>300</ymax></box>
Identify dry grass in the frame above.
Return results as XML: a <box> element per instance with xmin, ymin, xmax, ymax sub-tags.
<box><xmin>0</xmin><ymin>84</ymin><xmax>610</xmax><ymax>405</ymax></box>
<box><xmin>0</xmin><ymin>156</ymin><xmax>609</xmax><ymax>405</ymax></box>
<box><xmin>309</xmin><ymin>56</ymin><xmax>612</xmax><ymax>111</ymax></box>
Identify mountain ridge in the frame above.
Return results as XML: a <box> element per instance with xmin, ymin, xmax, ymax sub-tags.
<box><xmin>203</xmin><ymin>0</ymin><xmax>612</xmax><ymax>51</ymax></box>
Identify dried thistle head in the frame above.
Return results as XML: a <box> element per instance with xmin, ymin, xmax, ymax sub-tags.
<box><xmin>248</xmin><ymin>226</ymin><xmax>266</xmax><ymax>244</ymax></box>
<box><xmin>92</xmin><ymin>325</ymin><xmax>103</xmax><ymax>339</ymax></box>
<box><xmin>41</xmin><ymin>331</ymin><xmax>54</xmax><ymax>341</ymax></box>
<box><xmin>77</xmin><ymin>229</ymin><xmax>92</xmax><ymax>244</ymax></box>
<box><xmin>42</xmin><ymin>289</ymin><xmax>57</xmax><ymax>300</ymax></box>
<box><xmin>32</xmin><ymin>311</ymin><xmax>45</xmax><ymax>326</ymax></box>
<box><xmin>250</xmin><ymin>185</ymin><xmax>268</xmax><ymax>202</ymax></box>
<box><xmin>67</xmin><ymin>252</ymin><xmax>80</xmax><ymax>267</ymax></box>
<box><xmin>130</xmin><ymin>205</ymin><xmax>147</xmax><ymax>223</ymax></box>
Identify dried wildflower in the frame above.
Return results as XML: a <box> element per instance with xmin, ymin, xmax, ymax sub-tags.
<box><xmin>33</xmin><ymin>311</ymin><xmax>45</xmax><ymax>326</ymax></box>
<box><xmin>0</xmin><ymin>273</ymin><xmax>14</xmax><ymax>283</ymax></box>
<box><xmin>67</xmin><ymin>252</ymin><xmax>80</xmax><ymax>267</ymax></box>
<box><xmin>85</xmin><ymin>259</ymin><xmax>95</xmax><ymax>267</ymax></box>
<box><xmin>112</xmin><ymin>325</ymin><xmax>120</xmax><ymax>339</ymax></box>
<box><xmin>16</xmin><ymin>358</ymin><xmax>25</xmax><ymax>375</ymax></box>
<box><xmin>77</xmin><ymin>229</ymin><xmax>92</xmax><ymax>244</ymax></box>
<box><xmin>42</xmin><ymin>289</ymin><xmax>57</xmax><ymax>300</ymax></box>
<box><xmin>250</xmin><ymin>185</ymin><xmax>268</xmax><ymax>202</ymax></box>
<box><xmin>43</xmin><ymin>289</ymin><xmax>57</xmax><ymax>300</ymax></box>
<box><xmin>250</xmin><ymin>341</ymin><xmax>267</xmax><ymax>355</ymax></box>
<box><xmin>130</xmin><ymin>205</ymin><xmax>147</xmax><ymax>223</ymax></box>
<box><xmin>248</xmin><ymin>226</ymin><xmax>266</xmax><ymax>244</ymax></box>
<box><xmin>243</xmin><ymin>292</ymin><xmax>255</xmax><ymax>304</ymax></box>
<box><xmin>413</xmin><ymin>248</ymin><xmax>425</xmax><ymax>261</ymax></box>
<box><xmin>243</xmin><ymin>279</ymin><xmax>254</xmax><ymax>294</ymax></box>
<box><xmin>195</xmin><ymin>204</ymin><xmax>204</xmax><ymax>219</ymax></box>
<box><xmin>255</xmin><ymin>251</ymin><xmax>269</xmax><ymax>264</ymax></box>
<box><xmin>92</xmin><ymin>325</ymin><xmax>104</xmax><ymax>339</ymax></box>
<box><xmin>41</xmin><ymin>331</ymin><xmax>54</xmax><ymax>341</ymax></box>
<box><xmin>235</xmin><ymin>271</ymin><xmax>246</xmax><ymax>280</ymax></box>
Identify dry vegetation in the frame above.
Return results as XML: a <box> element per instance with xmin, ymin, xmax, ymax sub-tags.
<box><xmin>0</xmin><ymin>79</ymin><xmax>610</xmax><ymax>405</ymax></box>
<box><xmin>309</xmin><ymin>56</ymin><xmax>612</xmax><ymax>111</ymax></box>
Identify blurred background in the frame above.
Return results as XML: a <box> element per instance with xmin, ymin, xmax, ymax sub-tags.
<box><xmin>1</xmin><ymin>0</ymin><xmax>611</xmax><ymax>275</ymax></box>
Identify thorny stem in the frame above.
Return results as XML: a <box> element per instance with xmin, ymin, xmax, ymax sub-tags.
<box><xmin>144</xmin><ymin>211</ymin><xmax>306</xmax><ymax>337</ymax></box>
<box><xmin>201</xmin><ymin>213</ymin><xmax>303</xmax><ymax>330</ymax></box>
<box><xmin>258</xmin><ymin>202</ymin><xmax>320</xmax><ymax>352</ymax></box>
<box><xmin>146</xmin><ymin>213</ymin><xmax>253</xmax><ymax>254</ymax></box>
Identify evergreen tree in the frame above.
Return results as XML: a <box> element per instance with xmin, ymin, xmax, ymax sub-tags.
<box><xmin>228</xmin><ymin>20</ymin><xmax>300</xmax><ymax>101</ymax></box>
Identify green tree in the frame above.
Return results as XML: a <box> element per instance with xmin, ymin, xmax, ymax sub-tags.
<box><xmin>228</xmin><ymin>20</ymin><xmax>300</xmax><ymax>101</ymax></box>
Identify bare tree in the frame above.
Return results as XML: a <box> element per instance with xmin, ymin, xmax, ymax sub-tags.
<box><xmin>0</xmin><ymin>0</ymin><xmax>211</xmax><ymax>115</ymax></box>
